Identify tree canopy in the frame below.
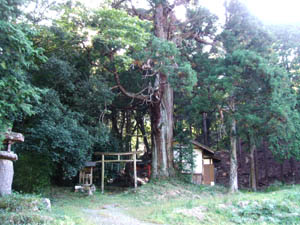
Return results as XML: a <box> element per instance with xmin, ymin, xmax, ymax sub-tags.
<box><xmin>2</xmin><ymin>0</ymin><xmax>300</xmax><ymax>192</ymax></box>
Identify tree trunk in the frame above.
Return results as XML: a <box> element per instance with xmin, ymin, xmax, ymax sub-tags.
<box><xmin>202</xmin><ymin>112</ymin><xmax>208</xmax><ymax>145</ymax></box>
<box><xmin>229</xmin><ymin>116</ymin><xmax>238</xmax><ymax>193</ymax></box>
<box><xmin>136</xmin><ymin>115</ymin><xmax>151</xmax><ymax>158</ymax></box>
<box><xmin>150</xmin><ymin>3</ymin><xmax>175</xmax><ymax>178</ymax></box>
<box><xmin>111</xmin><ymin>109</ymin><xmax>121</xmax><ymax>139</ymax></box>
<box><xmin>125</xmin><ymin>111</ymin><xmax>133</xmax><ymax>152</ymax></box>
<box><xmin>249</xmin><ymin>136</ymin><xmax>257</xmax><ymax>191</ymax></box>
<box><xmin>290</xmin><ymin>158</ymin><xmax>295</xmax><ymax>183</ymax></box>
<box><xmin>263</xmin><ymin>140</ymin><xmax>269</xmax><ymax>183</ymax></box>
<box><xmin>150</xmin><ymin>75</ymin><xmax>175</xmax><ymax>178</ymax></box>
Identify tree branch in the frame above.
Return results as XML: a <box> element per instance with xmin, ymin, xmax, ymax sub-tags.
<box><xmin>111</xmin><ymin>0</ymin><xmax>127</xmax><ymax>9</ymax></box>
<box><xmin>170</xmin><ymin>0</ymin><xmax>191</xmax><ymax>9</ymax></box>
<box><xmin>181</xmin><ymin>31</ymin><xmax>214</xmax><ymax>45</ymax></box>
<box><xmin>105</xmin><ymin>66</ymin><xmax>151</xmax><ymax>102</ymax></box>
<box><xmin>128</xmin><ymin>0</ymin><xmax>153</xmax><ymax>20</ymax></box>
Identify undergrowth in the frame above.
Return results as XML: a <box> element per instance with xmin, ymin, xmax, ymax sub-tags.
<box><xmin>0</xmin><ymin>193</ymin><xmax>76</xmax><ymax>225</ymax></box>
<box><xmin>222</xmin><ymin>199</ymin><xmax>300</xmax><ymax>224</ymax></box>
<box><xmin>1</xmin><ymin>180</ymin><xmax>300</xmax><ymax>225</ymax></box>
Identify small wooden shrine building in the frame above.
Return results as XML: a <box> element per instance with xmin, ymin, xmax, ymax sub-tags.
<box><xmin>174</xmin><ymin>140</ymin><xmax>220</xmax><ymax>186</ymax></box>
<box><xmin>79</xmin><ymin>161</ymin><xmax>97</xmax><ymax>185</ymax></box>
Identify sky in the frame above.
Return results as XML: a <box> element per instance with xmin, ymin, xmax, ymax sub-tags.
<box><xmin>201</xmin><ymin>0</ymin><xmax>300</xmax><ymax>25</ymax></box>
<box><xmin>79</xmin><ymin>0</ymin><xmax>300</xmax><ymax>25</ymax></box>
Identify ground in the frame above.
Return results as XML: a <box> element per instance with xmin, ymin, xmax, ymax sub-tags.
<box><xmin>82</xmin><ymin>204</ymin><xmax>157</xmax><ymax>225</ymax></box>
<box><xmin>1</xmin><ymin>179</ymin><xmax>300</xmax><ymax>224</ymax></box>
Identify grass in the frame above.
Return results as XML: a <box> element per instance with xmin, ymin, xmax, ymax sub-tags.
<box><xmin>1</xmin><ymin>180</ymin><xmax>300</xmax><ymax>224</ymax></box>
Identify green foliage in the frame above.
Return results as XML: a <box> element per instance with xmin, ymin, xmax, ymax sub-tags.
<box><xmin>14</xmin><ymin>152</ymin><xmax>53</xmax><ymax>193</ymax></box>
<box><xmin>8</xmin><ymin>3</ymin><xmax>117</xmax><ymax>191</ymax></box>
<box><xmin>147</xmin><ymin>37</ymin><xmax>197</xmax><ymax>93</ymax></box>
<box><xmin>0</xmin><ymin>0</ymin><xmax>24</xmax><ymax>20</ymax></box>
<box><xmin>31</xmin><ymin>23</ymin><xmax>115</xmax><ymax>125</ymax></box>
<box><xmin>0</xmin><ymin>192</ymin><xmax>47</xmax><ymax>212</ymax></box>
<box><xmin>266</xmin><ymin>66</ymin><xmax>300</xmax><ymax>160</ymax></box>
<box><xmin>269</xmin><ymin>24</ymin><xmax>300</xmax><ymax>78</ymax></box>
<box><xmin>263</xmin><ymin>180</ymin><xmax>285</xmax><ymax>192</ymax></box>
<box><xmin>171</xmin><ymin>5</ymin><xmax>220</xmax><ymax>146</ymax></box>
<box><xmin>214</xmin><ymin>0</ymin><xmax>300</xmax><ymax>161</ymax></box>
<box><xmin>222</xmin><ymin>0</ymin><xmax>272</xmax><ymax>55</ymax></box>
<box><xmin>227</xmin><ymin>199</ymin><xmax>300</xmax><ymax>224</ymax></box>
<box><xmin>3</xmin><ymin>0</ymin><xmax>300</xmax><ymax>196</ymax></box>
<box><xmin>0</xmin><ymin>75</ymin><xmax>41</xmax><ymax>129</ymax></box>
<box><xmin>92</xmin><ymin>8</ymin><xmax>151</xmax><ymax>51</ymax></box>
<box><xmin>265</xmin><ymin>24</ymin><xmax>300</xmax><ymax>160</ymax></box>
<box><xmin>15</xmin><ymin>90</ymin><xmax>94</xmax><ymax>182</ymax></box>
<box><xmin>0</xmin><ymin>1</ymin><xmax>45</xmax><ymax>133</ymax></box>
<box><xmin>90</xmin><ymin>8</ymin><xmax>151</xmax><ymax>70</ymax></box>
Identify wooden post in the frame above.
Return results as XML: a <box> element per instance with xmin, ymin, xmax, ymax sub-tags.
<box><xmin>133</xmin><ymin>153</ymin><xmax>137</xmax><ymax>190</ymax></box>
<box><xmin>102</xmin><ymin>154</ymin><xmax>105</xmax><ymax>194</ymax></box>
<box><xmin>90</xmin><ymin>167</ymin><xmax>93</xmax><ymax>185</ymax></box>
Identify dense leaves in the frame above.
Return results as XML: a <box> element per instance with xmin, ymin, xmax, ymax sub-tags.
<box><xmin>2</xmin><ymin>0</ymin><xmax>300</xmax><ymax>192</ymax></box>
<box><xmin>0</xmin><ymin>0</ymin><xmax>46</xmax><ymax>148</ymax></box>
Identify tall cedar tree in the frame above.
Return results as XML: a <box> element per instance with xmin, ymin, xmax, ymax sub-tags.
<box><xmin>220</xmin><ymin>0</ymin><xmax>300</xmax><ymax>192</ymax></box>
<box><xmin>85</xmin><ymin>1</ymin><xmax>217</xmax><ymax>178</ymax></box>
<box><xmin>220</xmin><ymin>0</ymin><xmax>274</xmax><ymax>192</ymax></box>
<box><xmin>119</xmin><ymin>0</ymin><xmax>216</xmax><ymax>178</ymax></box>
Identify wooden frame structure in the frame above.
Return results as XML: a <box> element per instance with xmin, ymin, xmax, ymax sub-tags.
<box><xmin>94</xmin><ymin>151</ymin><xmax>142</xmax><ymax>193</ymax></box>
<box><xmin>79</xmin><ymin>162</ymin><xmax>96</xmax><ymax>185</ymax></box>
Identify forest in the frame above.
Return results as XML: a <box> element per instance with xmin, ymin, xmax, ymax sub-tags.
<box><xmin>1</xmin><ymin>0</ymin><xmax>300</xmax><ymax>197</ymax></box>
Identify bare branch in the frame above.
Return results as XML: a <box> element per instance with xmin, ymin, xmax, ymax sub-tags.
<box><xmin>111</xmin><ymin>0</ymin><xmax>127</xmax><ymax>9</ymax></box>
<box><xmin>194</xmin><ymin>36</ymin><xmax>214</xmax><ymax>45</ymax></box>
<box><xmin>181</xmin><ymin>31</ymin><xmax>214</xmax><ymax>45</ymax></box>
<box><xmin>170</xmin><ymin>0</ymin><xmax>191</xmax><ymax>9</ymax></box>
<box><xmin>129</xmin><ymin>0</ymin><xmax>153</xmax><ymax>20</ymax></box>
<box><xmin>105</xmin><ymin>66</ymin><xmax>151</xmax><ymax>102</ymax></box>
<box><xmin>110</xmin><ymin>85</ymin><xmax>119</xmax><ymax>90</ymax></box>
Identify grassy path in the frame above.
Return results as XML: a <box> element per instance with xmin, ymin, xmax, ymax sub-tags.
<box><xmin>2</xmin><ymin>180</ymin><xmax>300</xmax><ymax>224</ymax></box>
<box><xmin>82</xmin><ymin>204</ymin><xmax>158</xmax><ymax>225</ymax></box>
<box><xmin>49</xmin><ymin>181</ymin><xmax>300</xmax><ymax>225</ymax></box>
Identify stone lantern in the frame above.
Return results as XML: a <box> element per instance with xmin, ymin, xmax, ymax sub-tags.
<box><xmin>0</xmin><ymin>129</ymin><xmax>24</xmax><ymax>196</ymax></box>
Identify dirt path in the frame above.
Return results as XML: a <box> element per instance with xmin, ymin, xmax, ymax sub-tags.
<box><xmin>82</xmin><ymin>204</ymin><xmax>158</xmax><ymax>225</ymax></box>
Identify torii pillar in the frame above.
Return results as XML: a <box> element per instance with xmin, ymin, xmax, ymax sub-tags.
<box><xmin>0</xmin><ymin>129</ymin><xmax>24</xmax><ymax>196</ymax></box>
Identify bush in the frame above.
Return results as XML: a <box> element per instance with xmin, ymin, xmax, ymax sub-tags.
<box><xmin>13</xmin><ymin>90</ymin><xmax>95</xmax><ymax>192</ymax></box>
<box><xmin>13</xmin><ymin>152</ymin><xmax>53</xmax><ymax>193</ymax></box>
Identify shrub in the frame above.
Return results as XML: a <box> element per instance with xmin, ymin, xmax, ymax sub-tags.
<box><xmin>13</xmin><ymin>152</ymin><xmax>53</xmax><ymax>193</ymax></box>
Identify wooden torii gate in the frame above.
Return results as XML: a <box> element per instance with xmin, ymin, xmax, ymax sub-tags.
<box><xmin>94</xmin><ymin>151</ymin><xmax>142</xmax><ymax>193</ymax></box>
